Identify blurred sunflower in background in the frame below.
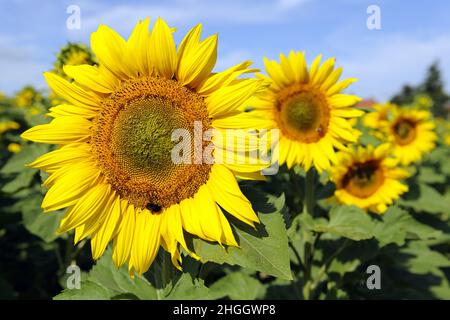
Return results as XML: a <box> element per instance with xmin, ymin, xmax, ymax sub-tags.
<box><xmin>50</xmin><ymin>43</ymin><xmax>97</xmax><ymax>106</ymax></box>
<box><xmin>22</xmin><ymin>18</ymin><xmax>266</xmax><ymax>275</ymax></box>
<box><xmin>413</xmin><ymin>93</ymin><xmax>433</xmax><ymax>109</ymax></box>
<box><xmin>14</xmin><ymin>86</ymin><xmax>43</xmax><ymax>109</ymax></box>
<box><xmin>52</xmin><ymin>43</ymin><xmax>97</xmax><ymax>77</ymax></box>
<box><xmin>330</xmin><ymin>144</ymin><xmax>409</xmax><ymax>214</ymax></box>
<box><xmin>7</xmin><ymin>142</ymin><xmax>22</xmax><ymax>153</ymax></box>
<box><xmin>382</xmin><ymin>106</ymin><xmax>437</xmax><ymax>165</ymax></box>
<box><xmin>251</xmin><ymin>51</ymin><xmax>363</xmax><ymax>172</ymax></box>
<box><xmin>0</xmin><ymin>120</ymin><xmax>20</xmax><ymax>135</ymax></box>
<box><xmin>363</xmin><ymin>102</ymin><xmax>396</xmax><ymax>129</ymax></box>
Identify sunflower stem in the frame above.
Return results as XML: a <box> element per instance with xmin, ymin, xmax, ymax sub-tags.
<box><xmin>302</xmin><ymin>168</ymin><xmax>317</xmax><ymax>299</ymax></box>
<box><xmin>303</xmin><ymin>168</ymin><xmax>316</xmax><ymax>216</ymax></box>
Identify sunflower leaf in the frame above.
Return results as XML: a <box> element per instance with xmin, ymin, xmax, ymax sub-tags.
<box><xmin>373</xmin><ymin>206</ymin><xmax>442</xmax><ymax>247</ymax></box>
<box><xmin>399</xmin><ymin>182</ymin><xmax>450</xmax><ymax>214</ymax></box>
<box><xmin>208</xmin><ymin>272</ymin><xmax>266</xmax><ymax>300</ymax></box>
<box><xmin>313</xmin><ymin>205</ymin><xmax>375</xmax><ymax>241</ymax></box>
<box><xmin>0</xmin><ymin>143</ymin><xmax>48</xmax><ymax>174</ymax></box>
<box><xmin>54</xmin><ymin>248</ymin><xmax>213</xmax><ymax>300</ymax></box>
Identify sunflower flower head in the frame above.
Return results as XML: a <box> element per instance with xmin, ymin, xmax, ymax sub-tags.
<box><xmin>330</xmin><ymin>144</ymin><xmax>409</xmax><ymax>214</ymax></box>
<box><xmin>381</xmin><ymin>106</ymin><xmax>437</xmax><ymax>165</ymax></box>
<box><xmin>22</xmin><ymin>18</ymin><xmax>266</xmax><ymax>276</ymax></box>
<box><xmin>251</xmin><ymin>51</ymin><xmax>363</xmax><ymax>172</ymax></box>
<box><xmin>15</xmin><ymin>86</ymin><xmax>43</xmax><ymax>108</ymax></box>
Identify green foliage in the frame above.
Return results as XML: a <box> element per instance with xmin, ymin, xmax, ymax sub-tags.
<box><xmin>314</xmin><ymin>205</ymin><xmax>375</xmax><ymax>241</ymax></box>
<box><xmin>1</xmin><ymin>48</ymin><xmax>449</xmax><ymax>301</ymax></box>
<box><xmin>55</xmin><ymin>249</ymin><xmax>212</xmax><ymax>300</ymax></box>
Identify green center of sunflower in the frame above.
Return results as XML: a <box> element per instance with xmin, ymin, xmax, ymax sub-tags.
<box><xmin>341</xmin><ymin>160</ymin><xmax>384</xmax><ymax>198</ymax></box>
<box><xmin>393</xmin><ymin>118</ymin><xmax>416</xmax><ymax>145</ymax></box>
<box><xmin>92</xmin><ymin>77</ymin><xmax>212</xmax><ymax>211</ymax></box>
<box><xmin>276</xmin><ymin>84</ymin><xmax>330</xmax><ymax>143</ymax></box>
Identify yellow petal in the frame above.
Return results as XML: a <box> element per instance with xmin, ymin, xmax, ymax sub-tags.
<box><xmin>41</xmin><ymin>161</ymin><xmax>99</xmax><ymax>212</ymax></box>
<box><xmin>130</xmin><ymin>209</ymin><xmax>162</xmax><ymax>275</ymax></box>
<box><xmin>27</xmin><ymin>142</ymin><xmax>91</xmax><ymax>173</ymax></box>
<box><xmin>91</xmin><ymin>24</ymin><xmax>133</xmax><ymax>79</ymax></box>
<box><xmin>328</xmin><ymin>94</ymin><xmax>362</xmax><ymax>108</ymax></box>
<box><xmin>112</xmin><ymin>201</ymin><xmax>136</xmax><ymax>267</ymax></box>
<box><xmin>21</xmin><ymin>116</ymin><xmax>92</xmax><ymax>144</ymax></box>
<box><xmin>206</xmin><ymin>79</ymin><xmax>263</xmax><ymax>118</ymax></box>
<box><xmin>58</xmin><ymin>183</ymin><xmax>111</xmax><ymax>233</ymax></box>
<box><xmin>126</xmin><ymin>18</ymin><xmax>151</xmax><ymax>76</ymax></box>
<box><xmin>177</xmin><ymin>32</ymin><xmax>217</xmax><ymax>89</ymax></box>
<box><xmin>48</xmin><ymin>104</ymin><xmax>98</xmax><ymax>119</ymax></box>
<box><xmin>149</xmin><ymin>18</ymin><xmax>177</xmax><ymax>78</ymax></box>
<box><xmin>197</xmin><ymin>61</ymin><xmax>256</xmax><ymax>96</ymax></box>
<box><xmin>91</xmin><ymin>194</ymin><xmax>122</xmax><ymax>260</ymax></box>
<box><xmin>44</xmin><ymin>72</ymin><xmax>100</xmax><ymax>109</ymax></box>
<box><xmin>207</xmin><ymin>164</ymin><xmax>259</xmax><ymax>226</ymax></box>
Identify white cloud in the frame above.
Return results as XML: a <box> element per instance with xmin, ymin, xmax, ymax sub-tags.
<box><xmin>339</xmin><ymin>34</ymin><xmax>450</xmax><ymax>100</ymax></box>
<box><xmin>74</xmin><ymin>0</ymin><xmax>310</xmax><ymax>38</ymax></box>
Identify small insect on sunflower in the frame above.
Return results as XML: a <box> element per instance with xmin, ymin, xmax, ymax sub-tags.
<box><xmin>21</xmin><ymin>18</ymin><xmax>266</xmax><ymax>276</ymax></box>
<box><xmin>330</xmin><ymin>144</ymin><xmax>409</xmax><ymax>214</ymax></box>
<box><xmin>382</xmin><ymin>106</ymin><xmax>437</xmax><ymax>166</ymax></box>
<box><xmin>249</xmin><ymin>52</ymin><xmax>363</xmax><ymax>172</ymax></box>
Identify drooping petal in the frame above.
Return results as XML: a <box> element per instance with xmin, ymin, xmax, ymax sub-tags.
<box><xmin>91</xmin><ymin>194</ymin><xmax>122</xmax><ymax>260</ymax></box>
<box><xmin>130</xmin><ymin>209</ymin><xmax>162</xmax><ymax>275</ymax></box>
<box><xmin>112</xmin><ymin>202</ymin><xmax>136</xmax><ymax>267</ymax></box>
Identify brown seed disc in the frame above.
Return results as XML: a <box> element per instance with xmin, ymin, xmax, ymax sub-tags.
<box><xmin>275</xmin><ymin>83</ymin><xmax>330</xmax><ymax>143</ymax></box>
<box><xmin>91</xmin><ymin>76</ymin><xmax>212</xmax><ymax>210</ymax></box>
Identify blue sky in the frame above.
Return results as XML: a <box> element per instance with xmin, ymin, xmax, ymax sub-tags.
<box><xmin>1</xmin><ymin>0</ymin><xmax>450</xmax><ymax>100</ymax></box>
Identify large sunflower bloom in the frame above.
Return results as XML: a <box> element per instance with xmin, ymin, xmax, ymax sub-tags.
<box><xmin>330</xmin><ymin>144</ymin><xmax>409</xmax><ymax>214</ymax></box>
<box><xmin>21</xmin><ymin>18</ymin><xmax>265</xmax><ymax>275</ymax></box>
<box><xmin>382</xmin><ymin>106</ymin><xmax>437</xmax><ymax>165</ymax></box>
<box><xmin>248</xmin><ymin>52</ymin><xmax>363</xmax><ymax>172</ymax></box>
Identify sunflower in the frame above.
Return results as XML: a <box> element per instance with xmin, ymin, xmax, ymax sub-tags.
<box><xmin>7</xmin><ymin>143</ymin><xmax>22</xmax><ymax>153</ymax></box>
<box><xmin>382</xmin><ymin>106</ymin><xmax>437</xmax><ymax>165</ymax></box>
<box><xmin>330</xmin><ymin>144</ymin><xmax>409</xmax><ymax>214</ymax></box>
<box><xmin>21</xmin><ymin>18</ymin><xmax>266</xmax><ymax>275</ymax></box>
<box><xmin>247</xmin><ymin>52</ymin><xmax>363</xmax><ymax>172</ymax></box>
<box><xmin>15</xmin><ymin>86</ymin><xmax>43</xmax><ymax>108</ymax></box>
<box><xmin>363</xmin><ymin>102</ymin><xmax>396</xmax><ymax>129</ymax></box>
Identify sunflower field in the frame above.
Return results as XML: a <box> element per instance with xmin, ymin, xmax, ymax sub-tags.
<box><xmin>1</xmin><ymin>19</ymin><xmax>450</xmax><ymax>302</ymax></box>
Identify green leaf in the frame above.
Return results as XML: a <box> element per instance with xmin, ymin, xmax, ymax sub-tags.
<box><xmin>1</xmin><ymin>169</ymin><xmax>36</xmax><ymax>193</ymax></box>
<box><xmin>0</xmin><ymin>144</ymin><xmax>48</xmax><ymax>174</ymax></box>
<box><xmin>209</xmin><ymin>272</ymin><xmax>266</xmax><ymax>300</ymax></box>
<box><xmin>17</xmin><ymin>194</ymin><xmax>64</xmax><ymax>242</ymax></box>
<box><xmin>373</xmin><ymin>206</ymin><xmax>442</xmax><ymax>247</ymax></box>
<box><xmin>400</xmin><ymin>241</ymin><xmax>450</xmax><ymax>275</ymax></box>
<box><xmin>417</xmin><ymin>166</ymin><xmax>446</xmax><ymax>184</ymax></box>
<box><xmin>162</xmin><ymin>273</ymin><xmax>211</xmax><ymax>300</ymax></box>
<box><xmin>54</xmin><ymin>281</ymin><xmax>111</xmax><ymax>300</ymax></box>
<box><xmin>314</xmin><ymin>205</ymin><xmax>375</xmax><ymax>241</ymax></box>
<box><xmin>399</xmin><ymin>183</ymin><xmax>450</xmax><ymax>214</ymax></box>
<box><xmin>55</xmin><ymin>248</ymin><xmax>212</xmax><ymax>300</ymax></box>
<box><xmin>192</xmin><ymin>192</ymin><xmax>292</xmax><ymax>280</ymax></box>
